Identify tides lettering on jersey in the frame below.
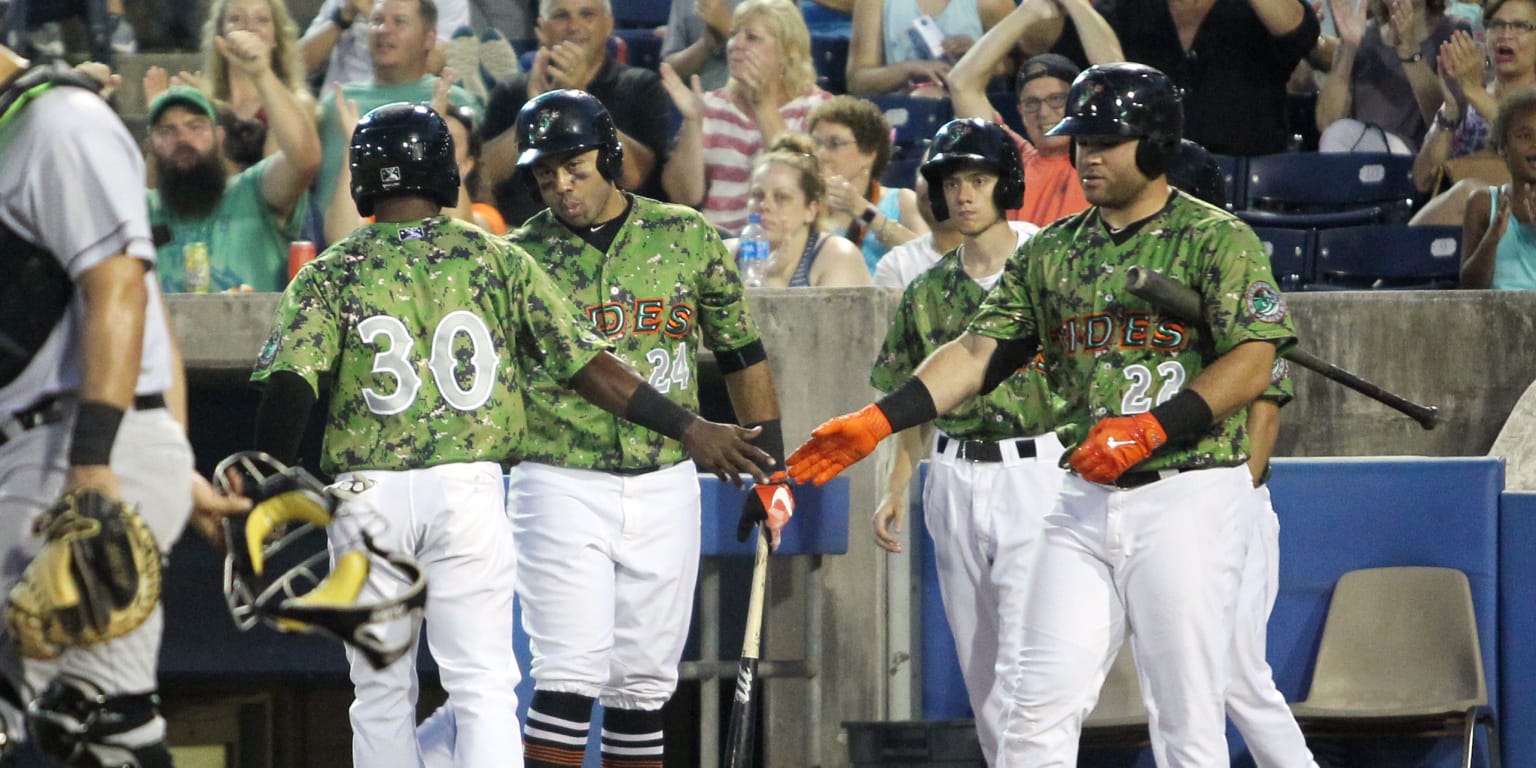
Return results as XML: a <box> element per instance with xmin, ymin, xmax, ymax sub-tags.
<box><xmin>585</xmin><ymin>298</ymin><xmax>695</xmax><ymax>339</ymax></box>
<box><xmin>1055</xmin><ymin>312</ymin><xmax>1189</xmax><ymax>355</ymax></box>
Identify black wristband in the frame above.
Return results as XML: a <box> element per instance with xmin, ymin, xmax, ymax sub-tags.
<box><xmin>331</xmin><ymin>5</ymin><xmax>354</xmax><ymax>29</ymax></box>
<box><xmin>874</xmin><ymin>377</ymin><xmax>938</xmax><ymax>433</ymax></box>
<box><xmin>716</xmin><ymin>339</ymin><xmax>767</xmax><ymax>374</ymax></box>
<box><xmin>1150</xmin><ymin>389</ymin><xmax>1214</xmax><ymax>443</ymax></box>
<box><xmin>69</xmin><ymin>400</ymin><xmax>125</xmax><ymax>467</ymax></box>
<box><xmin>625</xmin><ymin>386</ymin><xmax>699</xmax><ymax>441</ymax></box>
<box><xmin>746</xmin><ymin>418</ymin><xmax>784</xmax><ymax>466</ymax></box>
<box><xmin>860</xmin><ymin>205</ymin><xmax>879</xmax><ymax>225</ymax></box>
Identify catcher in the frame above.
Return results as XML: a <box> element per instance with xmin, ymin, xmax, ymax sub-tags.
<box><xmin>0</xmin><ymin>43</ymin><xmax>254</xmax><ymax>768</ymax></box>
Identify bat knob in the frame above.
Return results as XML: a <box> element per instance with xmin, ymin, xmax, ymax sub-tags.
<box><xmin>1418</xmin><ymin>406</ymin><xmax>1439</xmax><ymax>431</ymax></box>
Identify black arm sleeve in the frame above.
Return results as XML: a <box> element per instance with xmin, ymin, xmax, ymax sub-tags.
<box><xmin>979</xmin><ymin>336</ymin><xmax>1041</xmax><ymax>395</ymax></box>
<box><xmin>254</xmin><ymin>371</ymin><xmax>316</xmax><ymax>466</ymax></box>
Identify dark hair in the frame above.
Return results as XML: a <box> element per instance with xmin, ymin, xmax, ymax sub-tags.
<box><xmin>808</xmin><ymin>96</ymin><xmax>894</xmax><ymax>185</ymax></box>
<box><xmin>1485</xmin><ymin>0</ymin><xmax>1531</xmax><ymax>25</ymax></box>
<box><xmin>417</xmin><ymin>0</ymin><xmax>439</xmax><ymax>29</ymax></box>
<box><xmin>756</xmin><ymin>133</ymin><xmax>826</xmax><ymax>207</ymax></box>
<box><xmin>1492</xmin><ymin>88</ymin><xmax>1536</xmax><ymax>154</ymax></box>
<box><xmin>443</xmin><ymin>103</ymin><xmax>483</xmax><ymax>193</ymax></box>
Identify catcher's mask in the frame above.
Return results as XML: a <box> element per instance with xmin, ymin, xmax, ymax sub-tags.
<box><xmin>212</xmin><ymin>452</ymin><xmax>427</xmax><ymax>669</ymax></box>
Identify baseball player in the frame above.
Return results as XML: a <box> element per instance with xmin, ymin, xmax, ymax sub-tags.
<box><xmin>249</xmin><ymin>102</ymin><xmax>772</xmax><ymax>768</ymax></box>
<box><xmin>503</xmin><ymin>89</ymin><xmax>789</xmax><ymax>768</ymax></box>
<box><xmin>0</xmin><ymin>47</ymin><xmax>194</xmax><ymax>767</ymax></box>
<box><xmin>869</xmin><ymin>118</ymin><xmax>1062</xmax><ymax>766</ymax></box>
<box><xmin>788</xmin><ymin>63</ymin><xmax>1296</xmax><ymax>767</ymax></box>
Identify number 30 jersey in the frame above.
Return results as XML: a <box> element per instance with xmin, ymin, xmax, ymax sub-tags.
<box><xmin>252</xmin><ymin>216</ymin><xmax>610</xmax><ymax>475</ymax></box>
<box><xmin>508</xmin><ymin>195</ymin><xmax>762</xmax><ymax>471</ymax></box>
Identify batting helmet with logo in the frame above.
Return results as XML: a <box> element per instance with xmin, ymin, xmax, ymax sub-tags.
<box><xmin>1048</xmin><ymin>62</ymin><xmax>1184</xmax><ymax>179</ymax></box>
<box><xmin>349</xmin><ymin>102</ymin><xmax>460</xmax><ymax>217</ymax></box>
<box><xmin>514</xmin><ymin>89</ymin><xmax>624</xmax><ymax>188</ymax></box>
<box><xmin>919</xmin><ymin>118</ymin><xmax>1026</xmax><ymax>222</ymax></box>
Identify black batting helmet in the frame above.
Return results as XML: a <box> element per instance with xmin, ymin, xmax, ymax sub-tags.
<box><xmin>1048</xmin><ymin>62</ymin><xmax>1183</xmax><ymax>179</ymax></box>
<box><xmin>1167</xmin><ymin>138</ymin><xmax>1226</xmax><ymax>208</ymax></box>
<box><xmin>919</xmin><ymin>119</ymin><xmax>1025</xmax><ymax>222</ymax></box>
<box><xmin>350</xmin><ymin>102</ymin><xmax>459</xmax><ymax>217</ymax></box>
<box><xmin>514</xmin><ymin>89</ymin><xmax>624</xmax><ymax>189</ymax></box>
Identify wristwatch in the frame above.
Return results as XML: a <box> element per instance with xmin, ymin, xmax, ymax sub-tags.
<box><xmin>331</xmin><ymin>5</ymin><xmax>355</xmax><ymax>30</ymax></box>
<box><xmin>1399</xmin><ymin>50</ymin><xmax>1423</xmax><ymax>64</ymax></box>
<box><xmin>1434</xmin><ymin>108</ymin><xmax>1462</xmax><ymax>130</ymax></box>
<box><xmin>860</xmin><ymin>206</ymin><xmax>879</xmax><ymax>225</ymax></box>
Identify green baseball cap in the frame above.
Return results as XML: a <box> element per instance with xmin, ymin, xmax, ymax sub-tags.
<box><xmin>148</xmin><ymin>85</ymin><xmax>216</xmax><ymax>126</ymax></box>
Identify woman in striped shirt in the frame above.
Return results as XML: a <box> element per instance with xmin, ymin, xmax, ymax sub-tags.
<box><xmin>660</xmin><ymin>0</ymin><xmax>832</xmax><ymax>236</ymax></box>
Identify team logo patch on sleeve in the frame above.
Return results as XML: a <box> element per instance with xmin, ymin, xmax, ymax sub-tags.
<box><xmin>256</xmin><ymin>331</ymin><xmax>281</xmax><ymax>368</ymax></box>
<box><xmin>1244</xmin><ymin>281</ymin><xmax>1287</xmax><ymax>323</ymax></box>
<box><xmin>1271</xmin><ymin>357</ymin><xmax>1289</xmax><ymax>385</ymax></box>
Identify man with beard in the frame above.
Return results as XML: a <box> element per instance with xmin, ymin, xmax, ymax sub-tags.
<box><xmin>867</xmin><ymin>118</ymin><xmax>1064</xmax><ymax>765</ymax></box>
<box><xmin>480</xmin><ymin>0</ymin><xmax>669</xmax><ymax>227</ymax></box>
<box><xmin>502</xmin><ymin>89</ymin><xmax>790</xmax><ymax>768</ymax></box>
<box><xmin>147</xmin><ymin>29</ymin><xmax>319</xmax><ymax>293</ymax></box>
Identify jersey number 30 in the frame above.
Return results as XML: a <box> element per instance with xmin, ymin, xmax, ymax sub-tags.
<box><xmin>358</xmin><ymin>312</ymin><xmax>500</xmax><ymax>415</ymax></box>
<box><xmin>1121</xmin><ymin>361</ymin><xmax>1187</xmax><ymax>414</ymax></box>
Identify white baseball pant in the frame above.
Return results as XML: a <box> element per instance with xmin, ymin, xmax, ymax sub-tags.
<box><xmin>509</xmin><ymin>460</ymin><xmax>700</xmax><ymax>710</ymax></box>
<box><xmin>997</xmin><ymin>465</ymin><xmax>1250</xmax><ymax>768</ymax></box>
<box><xmin>923</xmin><ymin>431</ymin><xmax>1064</xmax><ymax>766</ymax></box>
<box><xmin>332</xmin><ymin>461</ymin><xmax>521</xmax><ymax>768</ymax></box>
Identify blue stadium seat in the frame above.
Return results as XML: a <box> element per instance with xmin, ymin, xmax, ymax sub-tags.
<box><xmin>1238</xmin><ymin>152</ymin><xmax>1416</xmax><ymax>228</ymax></box>
<box><xmin>1214</xmin><ymin>154</ymin><xmax>1245</xmax><ymax>212</ymax></box>
<box><xmin>611</xmin><ymin>0</ymin><xmax>671</xmax><ymax>27</ymax></box>
<box><xmin>874</xmin><ymin>94</ymin><xmax>952</xmax><ymax>149</ymax></box>
<box><xmin>1308</xmin><ymin>224</ymin><xmax>1461</xmax><ymax>290</ymax></box>
<box><xmin>1250</xmin><ymin>226</ymin><xmax>1314</xmax><ymax>292</ymax></box>
<box><xmin>882</xmin><ymin>155</ymin><xmax>922</xmax><ymax>190</ymax></box>
<box><xmin>812</xmin><ymin>35</ymin><xmax>849</xmax><ymax>95</ymax></box>
<box><xmin>613</xmin><ymin>28</ymin><xmax>663</xmax><ymax>69</ymax></box>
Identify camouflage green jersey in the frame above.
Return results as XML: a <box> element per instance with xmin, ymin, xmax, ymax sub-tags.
<box><xmin>870</xmin><ymin>249</ymin><xmax>1062</xmax><ymax>440</ymax></box>
<box><xmin>507</xmin><ymin>195</ymin><xmax>761</xmax><ymax>470</ymax></box>
<box><xmin>968</xmin><ymin>192</ymin><xmax>1297</xmax><ymax>471</ymax></box>
<box><xmin>252</xmin><ymin>216</ymin><xmax>610</xmax><ymax>474</ymax></box>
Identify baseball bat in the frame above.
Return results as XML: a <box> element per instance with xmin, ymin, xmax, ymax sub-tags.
<box><xmin>723</xmin><ymin>528</ymin><xmax>771</xmax><ymax>768</ymax></box>
<box><xmin>1123</xmin><ymin>266</ymin><xmax>1439</xmax><ymax>430</ymax></box>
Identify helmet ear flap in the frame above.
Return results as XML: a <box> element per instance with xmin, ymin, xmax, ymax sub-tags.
<box><xmin>1135</xmin><ymin>136</ymin><xmax>1176</xmax><ymax>179</ymax></box>
<box><xmin>601</xmin><ymin>140</ymin><xmax>624</xmax><ymax>182</ymax></box>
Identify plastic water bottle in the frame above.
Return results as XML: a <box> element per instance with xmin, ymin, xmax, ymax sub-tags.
<box><xmin>738</xmin><ymin>213</ymin><xmax>771</xmax><ymax>288</ymax></box>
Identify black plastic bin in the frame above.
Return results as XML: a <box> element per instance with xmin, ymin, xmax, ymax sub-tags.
<box><xmin>844</xmin><ymin>720</ymin><xmax>986</xmax><ymax>767</ymax></box>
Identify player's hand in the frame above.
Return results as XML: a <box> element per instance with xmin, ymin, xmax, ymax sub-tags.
<box><xmin>1068</xmin><ymin>413</ymin><xmax>1168</xmax><ymax>484</ymax></box>
<box><xmin>682</xmin><ymin>420</ymin><xmax>773</xmax><ymax>487</ymax></box>
<box><xmin>786</xmin><ymin>404</ymin><xmax>894</xmax><ymax>486</ymax></box>
<box><xmin>738</xmin><ymin>472</ymin><xmax>794</xmax><ymax>551</ymax></box>
<box><xmin>64</xmin><ymin>465</ymin><xmax>120</xmax><ymax>500</ymax></box>
<box><xmin>189</xmin><ymin>473</ymin><xmax>253</xmax><ymax>548</ymax></box>
<box><xmin>871</xmin><ymin>492</ymin><xmax>905</xmax><ymax>554</ymax></box>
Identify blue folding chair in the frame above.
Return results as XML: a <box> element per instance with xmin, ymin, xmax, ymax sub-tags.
<box><xmin>1250</xmin><ymin>226</ymin><xmax>1315</xmax><ymax>292</ymax></box>
<box><xmin>874</xmin><ymin>94</ymin><xmax>952</xmax><ymax>150</ymax></box>
<box><xmin>1309</xmin><ymin>224</ymin><xmax>1461</xmax><ymax>290</ymax></box>
<box><xmin>812</xmin><ymin>35</ymin><xmax>849</xmax><ymax>95</ymax></box>
<box><xmin>1239</xmin><ymin>152</ymin><xmax>1417</xmax><ymax>228</ymax></box>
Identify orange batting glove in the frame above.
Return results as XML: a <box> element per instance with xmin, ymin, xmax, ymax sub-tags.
<box><xmin>1068</xmin><ymin>413</ymin><xmax>1168</xmax><ymax>484</ymax></box>
<box><xmin>786</xmin><ymin>404</ymin><xmax>894</xmax><ymax>486</ymax></box>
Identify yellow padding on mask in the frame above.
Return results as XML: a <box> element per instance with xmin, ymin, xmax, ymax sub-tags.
<box><xmin>245</xmin><ymin>490</ymin><xmax>333</xmax><ymax>575</ymax></box>
<box><xmin>274</xmin><ymin>549</ymin><xmax>370</xmax><ymax>632</ymax></box>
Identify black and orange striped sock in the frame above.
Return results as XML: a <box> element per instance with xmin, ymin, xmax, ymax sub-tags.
<box><xmin>599</xmin><ymin>706</ymin><xmax>664</xmax><ymax>768</ymax></box>
<box><xmin>524</xmin><ymin>691</ymin><xmax>593</xmax><ymax>768</ymax></box>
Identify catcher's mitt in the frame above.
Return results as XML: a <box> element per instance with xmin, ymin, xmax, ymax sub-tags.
<box><xmin>6</xmin><ymin>489</ymin><xmax>161</xmax><ymax>660</ymax></box>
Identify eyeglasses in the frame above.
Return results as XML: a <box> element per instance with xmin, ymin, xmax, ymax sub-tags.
<box><xmin>1020</xmin><ymin>92</ymin><xmax>1069</xmax><ymax>115</ymax></box>
<box><xmin>1488</xmin><ymin>19</ymin><xmax>1536</xmax><ymax>34</ymax></box>
<box><xmin>812</xmin><ymin>136</ymin><xmax>857</xmax><ymax>152</ymax></box>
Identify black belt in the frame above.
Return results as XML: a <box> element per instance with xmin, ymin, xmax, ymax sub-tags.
<box><xmin>1114</xmin><ymin>468</ymin><xmax>1190</xmax><ymax>489</ymax></box>
<box><xmin>936</xmin><ymin>435</ymin><xmax>1037</xmax><ymax>463</ymax></box>
<box><xmin>608</xmin><ymin>461</ymin><xmax>681</xmax><ymax>476</ymax></box>
<box><xmin>0</xmin><ymin>393</ymin><xmax>166</xmax><ymax>448</ymax></box>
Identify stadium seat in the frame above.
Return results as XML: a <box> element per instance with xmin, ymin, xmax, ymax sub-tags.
<box><xmin>1251</xmin><ymin>226</ymin><xmax>1314</xmax><ymax>292</ymax></box>
<box><xmin>611</xmin><ymin>0</ymin><xmax>670</xmax><ymax>28</ymax></box>
<box><xmin>882</xmin><ymin>154</ymin><xmax>922</xmax><ymax>190</ymax></box>
<box><xmin>1290</xmin><ymin>567</ymin><xmax>1501</xmax><ymax>768</ymax></box>
<box><xmin>613</xmin><ymin>28</ymin><xmax>663</xmax><ymax>69</ymax></box>
<box><xmin>874</xmin><ymin>94</ymin><xmax>952</xmax><ymax>149</ymax></box>
<box><xmin>1214</xmin><ymin>154</ymin><xmax>1245</xmax><ymax>211</ymax></box>
<box><xmin>1238</xmin><ymin>152</ymin><xmax>1416</xmax><ymax>228</ymax></box>
<box><xmin>812</xmin><ymin>35</ymin><xmax>849</xmax><ymax>95</ymax></box>
<box><xmin>1309</xmin><ymin>224</ymin><xmax>1461</xmax><ymax>290</ymax></box>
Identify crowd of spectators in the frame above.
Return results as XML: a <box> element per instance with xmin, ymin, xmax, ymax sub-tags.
<box><xmin>10</xmin><ymin>0</ymin><xmax>1536</xmax><ymax>294</ymax></box>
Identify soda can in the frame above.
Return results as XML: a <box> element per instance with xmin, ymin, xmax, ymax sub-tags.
<box><xmin>182</xmin><ymin>242</ymin><xmax>210</xmax><ymax>294</ymax></box>
<box><xmin>289</xmin><ymin>240</ymin><xmax>317</xmax><ymax>280</ymax></box>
